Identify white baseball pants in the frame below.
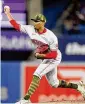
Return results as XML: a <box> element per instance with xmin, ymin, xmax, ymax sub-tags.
<box><xmin>33</xmin><ymin>50</ymin><xmax>62</xmax><ymax>87</ymax></box>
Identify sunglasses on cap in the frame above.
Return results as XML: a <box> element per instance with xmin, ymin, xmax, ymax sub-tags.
<box><xmin>31</xmin><ymin>19</ymin><xmax>45</xmax><ymax>22</ymax></box>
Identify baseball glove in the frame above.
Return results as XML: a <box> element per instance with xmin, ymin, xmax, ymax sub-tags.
<box><xmin>35</xmin><ymin>44</ymin><xmax>50</xmax><ymax>54</ymax></box>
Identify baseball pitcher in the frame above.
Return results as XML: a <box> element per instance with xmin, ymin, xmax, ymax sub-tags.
<box><xmin>4</xmin><ymin>6</ymin><xmax>85</xmax><ymax>104</ymax></box>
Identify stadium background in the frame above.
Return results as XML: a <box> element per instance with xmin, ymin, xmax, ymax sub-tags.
<box><xmin>1</xmin><ymin>0</ymin><xmax>85</xmax><ymax>103</ymax></box>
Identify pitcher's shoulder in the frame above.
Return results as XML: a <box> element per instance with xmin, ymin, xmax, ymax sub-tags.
<box><xmin>46</xmin><ymin>28</ymin><xmax>55</xmax><ymax>34</ymax></box>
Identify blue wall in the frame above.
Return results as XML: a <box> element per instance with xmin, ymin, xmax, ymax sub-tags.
<box><xmin>1</xmin><ymin>62</ymin><xmax>21</xmax><ymax>103</ymax></box>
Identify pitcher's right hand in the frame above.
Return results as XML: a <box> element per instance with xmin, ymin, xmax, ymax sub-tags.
<box><xmin>4</xmin><ymin>6</ymin><xmax>10</xmax><ymax>14</ymax></box>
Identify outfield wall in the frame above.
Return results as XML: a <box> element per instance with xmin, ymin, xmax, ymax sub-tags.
<box><xmin>1</xmin><ymin>62</ymin><xmax>85</xmax><ymax>103</ymax></box>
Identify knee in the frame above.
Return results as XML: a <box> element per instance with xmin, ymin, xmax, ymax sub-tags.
<box><xmin>52</xmin><ymin>84</ymin><xmax>59</xmax><ymax>88</ymax></box>
<box><xmin>50</xmin><ymin>80</ymin><xmax>59</xmax><ymax>88</ymax></box>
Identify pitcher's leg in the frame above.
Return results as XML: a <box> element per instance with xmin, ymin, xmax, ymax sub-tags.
<box><xmin>46</xmin><ymin>67</ymin><xmax>59</xmax><ymax>88</ymax></box>
<box><xmin>24</xmin><ymin>75</ymin><xmax>40</xmax><ymax>100</ymax></box>
<box><xmin>33</xmin><ymin>59</ymin><xmax>57</xmax><ymax>79</ymax></box>
<box><xmin>45</xmin><ymin>56</ymin><xmax>62</xmax><ymax>88</ymax></box>
<box><xmin>46</xmin><ymin>66</ymin><xmax>78</xmax><ymax>89</ymax></box>
<box><xmin>46</xmin><ymin>67</ymin><xmax>85</xmax><ymax>100</ymax></box>
<box><xmin>24</xmin><ymin>59</ymin><xmax>57</xmax><ymax>100</ymax></box>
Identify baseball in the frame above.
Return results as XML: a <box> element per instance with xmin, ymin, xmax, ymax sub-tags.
<box><xmin>4</xmin><ymin>5</ymin><xmax>10</xmax><ymax>14</ymax></box>
<box><xmin>4</xmin><ymin>5</ymin><xmax>10</xmax><ymax>9</ymax></box>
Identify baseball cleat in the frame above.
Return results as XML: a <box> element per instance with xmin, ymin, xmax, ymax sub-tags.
<box><xmin>15</xmin><ymin>99</ymin><xmax>31</xmax><ymax>104</ymax></box>
<box><xmin>77</xmin><ymin>81</ymin><xmax>85</xmax><ymax>100</ymax></box>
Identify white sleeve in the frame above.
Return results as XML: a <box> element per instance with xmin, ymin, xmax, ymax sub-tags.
<box><xmin>50</xmin><ymin>42</ymin><xmax>58</xmax><ymax>50</ymax></box>
<box><xmin>20</xmin><ymin>25</ymin><xmax>33</xmax><ymax>35</ymax></box>
<box><xmin>49</xmin><ymin>33</ymin><xmax>58</xmax><ymax>50</ymax></box>
<box><xmin>20</xmin><ymin>25</ymin><xmax>27</xmax><ymax>33</ymax></box>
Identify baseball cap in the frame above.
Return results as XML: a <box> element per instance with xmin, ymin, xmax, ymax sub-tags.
<box><xmin>31</xmin><ymin>14</ymin><xmax>46</xmax><ymax>22</ymax></box>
